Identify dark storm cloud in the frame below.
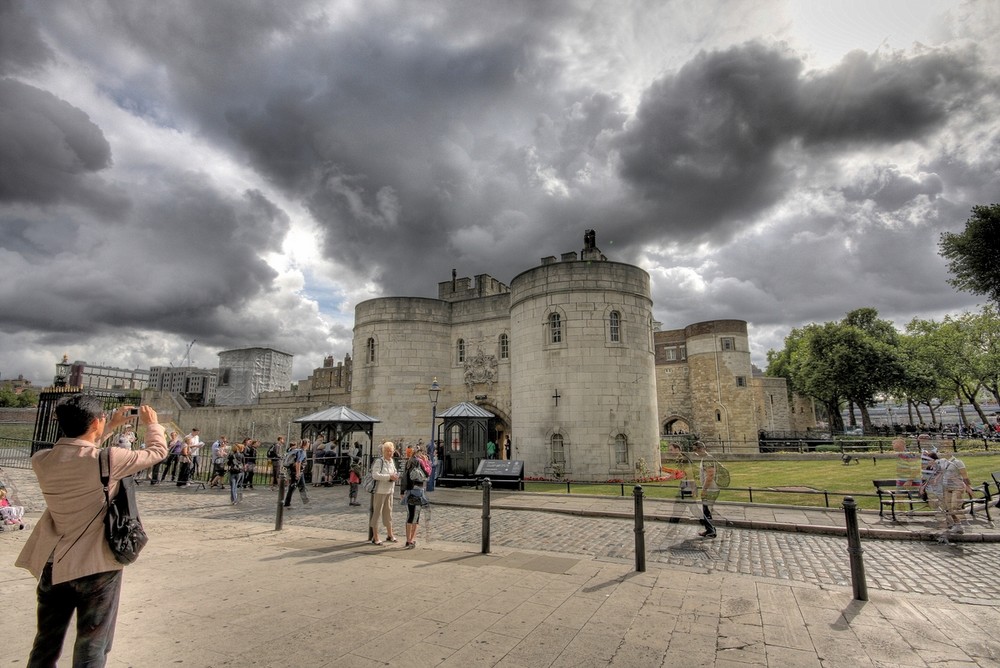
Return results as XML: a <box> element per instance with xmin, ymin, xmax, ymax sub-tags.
<box><xmin>615</xmin><ymin>43</ymin><xmax>988</xmax><ymax>242</ymax></box>
<box><xmin>0</xmin><ymin>177</ymin><xmax>287</xmax><ymax>339</ymax></box>
<box><xmin>0</xmin><ymin>79</ymin><xmax>127</xmax><ymax>216</ymax></box>
<box><xmin>0</xmin><ymin>0</ymin><xmax>54</xmax><ymax>75</ymax></box>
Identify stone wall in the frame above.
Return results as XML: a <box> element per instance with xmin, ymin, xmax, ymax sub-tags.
<box><xmin>752</xmin><ymin>376</ymin><xmax>791</xmax><ymax>434</ymax></box>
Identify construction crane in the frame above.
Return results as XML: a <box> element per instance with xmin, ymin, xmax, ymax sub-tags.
<box><xmin>171</xmin><ymin>339</ymin><xmax>197</xmax><ymax>368</ymax></box>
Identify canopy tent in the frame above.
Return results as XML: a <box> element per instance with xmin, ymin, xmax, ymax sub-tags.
<box><xmin>292</xmin><ymin>406</ymin><xmax>381</xmax><ymax>468</ymax></box>
<box><xmin>436</xmin><ymin>402</ymin><xmax>495</xmax><ymax>480</ymax></box>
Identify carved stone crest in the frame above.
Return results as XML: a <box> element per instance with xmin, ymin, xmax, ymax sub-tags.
<box><xmin>464</xmin><ymin>349</ymin><xmax>498</xmax><ymax>390</ymax></box>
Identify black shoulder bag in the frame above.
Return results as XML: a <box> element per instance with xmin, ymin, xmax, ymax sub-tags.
<box><xmin>100</xmin><ymin>448</ymin><xmax>148</xmax><ymax>564</ymax></box>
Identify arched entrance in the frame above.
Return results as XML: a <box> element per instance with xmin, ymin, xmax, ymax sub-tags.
<box><xmin>662</xmin><ymin>415</ymin><xmax>692</xmax><ymax>436</ymax></box>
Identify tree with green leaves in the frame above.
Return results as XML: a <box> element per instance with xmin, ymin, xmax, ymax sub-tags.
<box><xmin>939</xmin><ymin>204</ymin><xmax>1000</xmax><ymax>304</ymax></box>
<box><xmin>767</xmin><ymin>308</ymin><xmax>906</xmax><ymax>434</ymax></box>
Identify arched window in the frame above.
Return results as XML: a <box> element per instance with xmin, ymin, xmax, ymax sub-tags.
<box><xmin>457</xmin><ymin>338</ymin><xmax>466</xmax><ymax>363</ymax></box>
<box><xmin>366</xmin><ymin>337</ymin><xmax>376</xmax><ymax>364</ymax></box>
<box><xmin>609</xmin><ymin>311</ymin><xmax>621</xmax><ymax>342</ymax></box>
<box><xmin>550</xmin><ymin>433</ymin><xmax>565</xmax><ymax>466</ymax></box>
<box><xmin>548</xmin><ymin>313</ymin><xmax>562</xmax><ymax>344</ymax></box>
<box><xmin>499</xmin><ymin>333</ymin><xmax>509</xmax><ymax>360</ymax></box>
<box><xmin>614</xmin><ymin>433</ymin><xmax>628</xmax><ymax>465</ymax></box>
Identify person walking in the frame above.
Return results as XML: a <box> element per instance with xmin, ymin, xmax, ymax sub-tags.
<box><xmin>175</xmin><ymin>437</ymin><xmax>194</xmax><ymax>487</ymax></box>
<box><xmin>242</xmin><ymin>439</ymin><xmax>257</xmax><ymax>489</ymax></box>
<box><xmin>282</xmin><ymin>440</ymin><xmax>310</xmax><ymax>508</ymax></box>
<box><xmin>16</xmin><ymin>397</ymin><xmax>167</xmax><ymax>667</ymax></box>
<box><xmin>692</xmin><ymin>441</ymin><xmax>718</xmax><ymax>539</ymax></box>
<box><xmin>933</xmin><ymin>452</ymin><xmax>974</xmax><ymax>541</ymax></box>
<box><xmin>186</xmin><ymin>428</ymin><xmax>202</xmax><ymax>478</ymax></box>
<box><xmin>157</xmin><ymin>431</ymin><xmax>183</xmax><ymax>483</ymax></box>
<box><xmin>227</xmin><ymin>441</ymin><xmax>246</xmax><ymax>505</ymax></box>
<box><xmin>267</xmin><ymin>436</ymin><xmax>284</xmax><ymax>490</ymax></box>
<box><xmin>369</xmin><ymin>442</ymin><xmax>399</xmax><ymax>545</ymax></box>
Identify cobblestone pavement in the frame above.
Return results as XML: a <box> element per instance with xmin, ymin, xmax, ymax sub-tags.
<box><xmin>137</xmin><ymin>482</ymin><xmax>1000</xmax><ymax>604</ymax></box>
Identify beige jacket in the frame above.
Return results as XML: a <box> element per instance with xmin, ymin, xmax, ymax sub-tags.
<box><xmin>16</xmin><ymin>424</ymin><xmax>167</xmax><ymax>584</ymax></box>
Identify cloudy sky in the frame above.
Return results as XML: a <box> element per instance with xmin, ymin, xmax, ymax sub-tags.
<box><xmin>2</xmin><ymin>0</ymin><xmax>998</xmax><ymax>386</ymax></box>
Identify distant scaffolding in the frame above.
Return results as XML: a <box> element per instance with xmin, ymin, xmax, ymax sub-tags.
<box><xmin>215</xmin><ymin>347</ymin><xmax>293</xmax><ymax>406</ymax></box>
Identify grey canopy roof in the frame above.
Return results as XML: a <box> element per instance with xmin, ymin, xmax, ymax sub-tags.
<box><xmin>293</xmin><ymin>406</ymin><xmax>381</xmax><ymax>424</ymax></box>
<box><xmin>437</xmin><ymin>402</ymin><xmax>495</xmax><ymax>419</ymax></box>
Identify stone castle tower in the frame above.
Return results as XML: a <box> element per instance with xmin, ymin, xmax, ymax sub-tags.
<box><xmin>351</xmin><ymin>231</ymin><xmax>660</xmax><ymax>481</ymax></box>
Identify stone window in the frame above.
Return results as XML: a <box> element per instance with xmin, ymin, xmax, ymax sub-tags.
<box><xmin>366</xmin><ymin>338</ymin><xmax>376</xmax><ymax>364</ymax></box>
<box><xmin>499</xmin><ymin>333</ymin><xmax>509</xmax><ymax>360</ymax></box>
<box><xmin>614</xmin><ymin>433</ymin><xmax>628</xmax><ymax>465</ymax></box>
<box><xmin>720</xmin><ymin>336</ymin><xmax>735</xmax><ymax>351</ymax></box>
<box><xmin>457</xmin><ymin>338</ymin><xmax>465</xmax><ymax>363</ymax></box>
<box><xmin>548</xmin><ymin>313</ymin><xmax>562</xmax><ymax>344</ymax></box>
<box><xmin>609</xmin><ymin>311</ymin><xmax>621</xmax><ymax>342</ymax></box>
<box><xmin>716</xmin><ymin>410</ymin><xmax>722</xmax><ymax>422</ymax></box>
<box><xmin>550</xmin><ymin>433</ymin><xmax>565</xmax><ymax>467</ymax></box>
<box><xmin>736</xmin><ymin>375</ymin><xmax>747</xmax><ymax>388</ymax></box>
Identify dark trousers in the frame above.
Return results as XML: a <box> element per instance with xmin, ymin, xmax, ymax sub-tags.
<box><xmin>160</xmin><ymin>453</ymin><xmax>179</xmax><ymax>480</ymax></box>
<box><xmin>269</xmin><ymin>461</ymin><xmax>280</xmax><ymax>486</ymax></box>
<box><xmin>700</xmin><ymin>503</ymin><xmax>716</xmax><ymax>534</ymax></box>
<box><xmin>283</xmin><ymin>473</ymin><xmax>308</xmax><ymax>506</ymax></box>
<box><xmin>176</xmin><ymin>462</ymin><xmax>191</xmax><ymax>486</ymax></box>
<box><xmin>28</xmin><ymin>564</ymin><xmax>122</xmax><ymax>668</ymax></box>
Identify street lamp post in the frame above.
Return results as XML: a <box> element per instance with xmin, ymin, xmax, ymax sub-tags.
<box><xmin>427</xmin><ymin>378</ymin><xmax>441</xmax><ymax>492</ymax></box>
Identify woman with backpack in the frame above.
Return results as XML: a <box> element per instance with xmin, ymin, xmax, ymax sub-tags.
<box><xmin>402</xmin><ymin>446</ymin><xmax>431</xmax><ymax>549</ymax></box>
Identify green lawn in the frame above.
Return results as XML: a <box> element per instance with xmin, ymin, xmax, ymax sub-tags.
<box><xmin>525</xmin><ymin>454</ymin><xmax>1000</xmax><ymax>511</ymax></box>
<box><xmin>0</xmin><ymin>423</ymin><xmax>34</xmax><ymax>441</ymax></box>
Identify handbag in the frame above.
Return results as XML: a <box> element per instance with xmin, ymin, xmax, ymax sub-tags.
<box><xmin>407</xmin><ymin>486</ymin><xmax>430</xmax><ymax>507</ymax></box>
<box><xmin>361</xmin><ymin>462</ymin><xmax>378</xmax><ymax>494</ymax></box>
<box><xmin>100</xmin><ymin>448</ymin><xmax>148</xmax><ymax>565</ymax></box>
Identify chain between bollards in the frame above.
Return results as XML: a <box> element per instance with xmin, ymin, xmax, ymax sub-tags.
<box><xmin>633</xmin><ymin>484</ymin><xmax>646</xmax><ymax>572</ymax></box>
<box><xmin>275</xmin><ymin>471</ymin><xmax>286</xmax><ymax>531</ymax></box>
<box><xmin>482</xmin><ymin>478</ymin><xmax>492</xmax><ymax>554</ymax></box>
<box><xmin>842</xmin><ymin>496</ymin><xmax>868</xmax><ymax>601</ymax></box>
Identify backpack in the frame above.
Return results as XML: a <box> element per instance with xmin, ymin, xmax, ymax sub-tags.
<box><xmin>713</xmin><ymin>461</ymin><xmax>731</xmax><ymax>488</ymax></box>
<box><xmin>282</xmin><ymin>449</ymin><xmax>300</xmax><ymax>469</ymax></box>
<box><xmin>266</xmin><ymin>443</ymin><xmax>279</xmax><ymax>460</ymax></box>
<box><xmin>227</xmin><ymin>453</ymin><xmax>242</xmax><ymax>474</ymax></box>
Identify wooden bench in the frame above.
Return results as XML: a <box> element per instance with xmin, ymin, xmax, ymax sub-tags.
<box><xmin>873</xmin><ymin>479</ymin><xmax>922</xmax><ymax>521</ymax></box>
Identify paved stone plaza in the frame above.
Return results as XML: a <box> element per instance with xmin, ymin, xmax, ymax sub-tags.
<box><xmin>3</xmin><ymin>467</ymin><xmax>1000</xmax><ymax>666</ymax></box>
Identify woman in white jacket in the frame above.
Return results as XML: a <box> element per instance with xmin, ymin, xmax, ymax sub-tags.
<box><xmin>369</xmin><ymin>441</ymin><xmax>400</xmax><ymax>545</ymax></box>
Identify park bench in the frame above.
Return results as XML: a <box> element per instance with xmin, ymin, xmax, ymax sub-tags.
<box><xmin>873</xmin><ymin>479</ymin><xmax>922</xmax><ymax>521</ymax></box>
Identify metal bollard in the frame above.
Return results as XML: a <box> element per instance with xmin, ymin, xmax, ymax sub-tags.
<box><xmin>842</xmin><ymin>496</ymin><xmax>868</xmax><ymax>601</ymax></box>
<box><xmin>275</xmin><ymin>472</ymin><xmax>286</xmax><ymax>531</ymax></box>
<box><xmin>633</xmin><ymin>485</ymin><xmax>646</xmax><ymax>572</ymax></box>
<box><xmin>482</xmin><ymin>478</ymin><xmax>492</xmax><ymax>554</ymax></box>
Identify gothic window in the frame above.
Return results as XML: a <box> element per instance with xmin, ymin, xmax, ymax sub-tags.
<box><xmin>550</xmin><ymin>433</ymin><xmax>565</xmax><ymax>466</ymax></box>
<box><xmin>457</xmin><ymin>338</ymin><xmax>466</xmax><ymax>363</ymax></box>
<box><xmin>614</xmin><ymin>433</ymin><xmax>628</xmax><ymax>465</ymax></box>
<box><xmin>609</xmin><ymin>311</ymin><xmax>621</xmax><ymax>342</ymax></box>
<box><xmin>366</xmin><ymin>338</ymin><xmax>376</xmax><ymax>364</ymax></box>
<box><xmin>499</xmin><ymin>333</ymin><xmax>509</xmax><ymax>360</ymax></box>
<box><xmin>549</xmin><ymin>313</ymin><xmax>562</xmax><ymax>344</ymax></box>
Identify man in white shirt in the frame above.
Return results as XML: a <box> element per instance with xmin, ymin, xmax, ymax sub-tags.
<box><xmin>186</xmin><ymin>428</ymin><xmax>203</xmax><ymax>477</ymax></box>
